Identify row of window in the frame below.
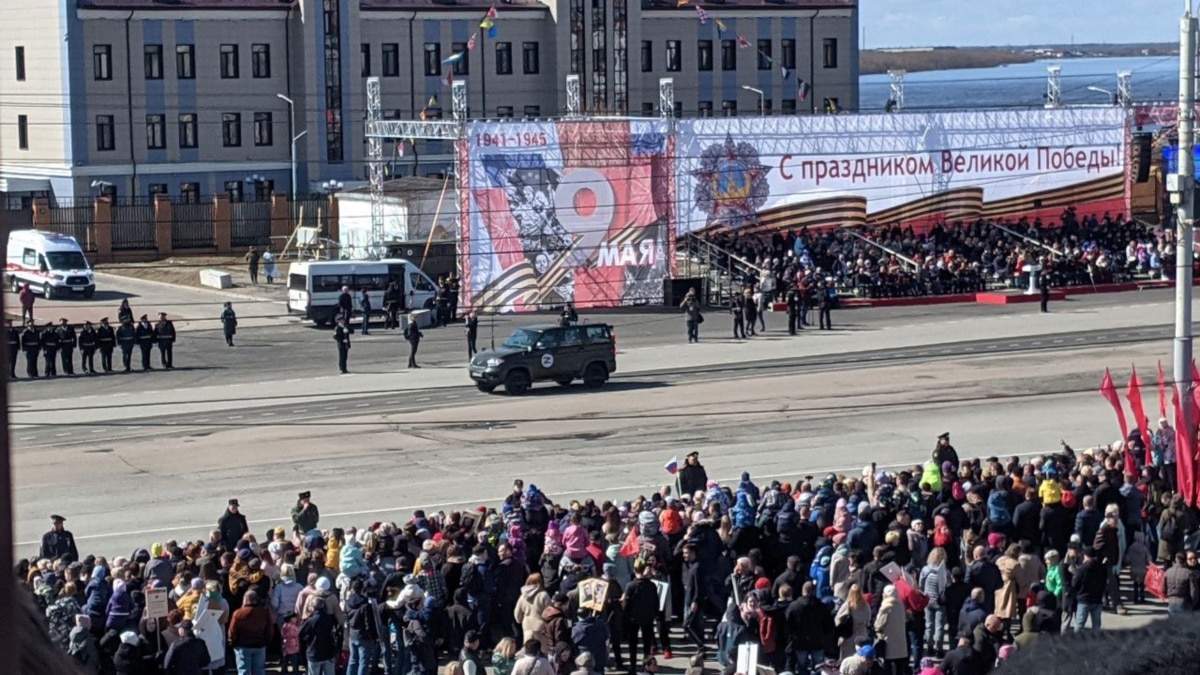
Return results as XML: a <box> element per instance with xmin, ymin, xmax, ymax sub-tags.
<box><xmin>85</xmin><ymin>112</ymin><xmax>274</xmax><ymax>152</ymax></box>
<box><xmin>90</xmin><ymin>43</ymin><xmax>271</xmax><ymax>82</ymax></box>
<box><xmin>640</xmin><ymin>37</ymin><xmax>837</xmax><ymax>73</ymax></box>
<box><xmin>636</xmin><ymin>98</ymin><xmax>833</xmax><ymax>117</ymax></box>
<box><xmin>362</xmin><ymin>42</ymin><xmax>540</xmax><ymax>78</ymax></box>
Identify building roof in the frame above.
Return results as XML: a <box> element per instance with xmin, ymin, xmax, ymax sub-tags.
<box><xmin>361</xmin><ymin>0</ymin><xmax>546</xmax><ymax>8</ymax></box>
<box><xmin>341</xmin><ymin>177</ymin><xmax>450</xmax><ymax>197</ymax></box>
<box><xmin>79</xmin><ymin>0</ymin><xmax>851</xmax><ymax>10</ymax></box>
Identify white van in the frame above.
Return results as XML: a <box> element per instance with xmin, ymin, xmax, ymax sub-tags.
<box><xmin>6</xmin><ymin>230</ymin><xmax>96</xmax><ymax>299</ymax></box>
<box><xmin>286</xmin><ymin>258</ymin><xmax>439</xmax><ymax>326</ymax></box>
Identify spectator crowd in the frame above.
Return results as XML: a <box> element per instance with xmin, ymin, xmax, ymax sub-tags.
<box><xmin>19</xmin><ymin>422</ymin><xmax>1200</xmax><ymax>675</ymax></box>
<box><xmin>700</xmin><ymin>209</ymin><xmax>1173</xmax><ymax>302</ymax></box>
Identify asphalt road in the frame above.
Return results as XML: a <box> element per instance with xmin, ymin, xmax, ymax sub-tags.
<box><xmin>7</xmin><ymin>286</ymin><xmax>1181</xmax><ymax>402</ymax></box>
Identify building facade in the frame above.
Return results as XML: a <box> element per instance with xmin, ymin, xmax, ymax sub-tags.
<box><xmin>0</xmin><ymin>0</ymin><xmax>857</xmax><ymax>205</ymax></box>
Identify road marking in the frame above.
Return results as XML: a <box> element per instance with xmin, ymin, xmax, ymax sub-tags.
<box><xmin>446</xmin><ymin>395</ymin><xmax>460</xmax><ymax>399</ymax></box>
<box><xmin>1053</xmin><ymin>340</ymin><xmax>1064</xmax><ymax>344</ymax></box>
<box><xmin>193</xmin><ymin>418</ymin><xmax>210</xmax><ymax>424</ymax></box>
<box><xmin>293</xmin><ymin>409</ymin><xmax>308</xmax><ymax>413</ymax></box>
<box><xmin>262</xmin><ymin>412</ymin><xmax>276</xmax><ymax>417</ymax></box>
<box><xmin>286</xmin><ymin>379</ymin><xmax>301</xmax><ymax>383</ymax></box>
<box><xmin>228</xmin><ymin>415</ymin><xmax>244</xmax><ymax>420</ymax></box>
<box><xmin>18</xmin><ymin>436</ymin><xmax>35</xmax><ymax>441</ymax></box>
<box><xmin>355</xmin><ymin>403</ymin><xmax>369</xmax><ymax>408</ymax></box>
<box><xmin>1032</xmin><ymin>341</ymin><xmax>1043</xmax><ymax>346</ymax></box>
<box><xmin>417</xmin><ymin>397</ymin><xmax>431</xmax><ymax>402</ymax></box>
<box><xmin>90</xmin><ymin>429</ymin><xmax>105</xmax><ymax>433</ymax></box>
<box><xmin>54</xmin><ymin>432</ymin><xmax>71</xmax><ymax>437</ymax></box>
<box><xmin>323</xmin><ymin>405</ymin><xmax>337</xmax><ymax>411</ymax></box>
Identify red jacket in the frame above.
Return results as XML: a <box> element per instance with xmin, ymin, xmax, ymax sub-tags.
<box><xmin>228</xmin><ymin>605</ymin><xmax>274</xmax><ymax>648</ymax></box>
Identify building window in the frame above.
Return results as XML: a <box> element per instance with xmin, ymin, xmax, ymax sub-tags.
<box><xmin>665</xmin><ymin>40</ymin><xmax>681</xmax><ymax>72</ymax></box>
<box><xmin>698</xmin><ymin>100</ymin><xmax>713</xmax><ymax>117</ymax></box>
<box><xmin>722</xmin><ymin>99</ymin><xmax>737</xmax><ymax>117</ymax></box>
<box><xmin>96</xmin><ymin>115</ymin><xmax>115</xmax><ymax>151</ymax></box>
<box><xmin>148</xmin><ymin>183</ymin><xmax>168</xmax><ymax>198</ymax></box>
<box><xmin>824</xmin><ymin>97</ymin><xmax>840</xmax><ymax>114</ymax></box>
<box><xmin>760</xmin><ymin>99</ymin><xmax>772</xmax><ymax>115</ymax></box>
<box><xmin>569</xmin><ymin>0</ymin><xmax>584</xmax><ymax>75</ymax></box>
<box><xmin>590</xmin><ymin>0</ymin><xmax>607</xmax><ymax>110</ymax></box>
<box><xmin>180</xmin><ymin>183</ymin><xmax>200</xmax><ymax>204</ymax></box>
<box><xmin>496</xmin><ymin>42</ymin><xmax>512</xmax><ymax>75</ymax></box>
<box><xmin>144</xmin><ymin>44</ymin><xmax>163</xmax><ymax>79</ymax></box>
<box><xmin>423</xmin><ymin>43</ymin><xmax>441</xmax><ymax>76</ymax></box>
<box><xmin>254</xmin><ymin>112</ymin><xmax>273</xmax><ymax>146</ymax></box>
<box><xmin>222</xmin><ymin>112</ymin><xmax>242</xmax><ymax>147</ymax></box>
<box><xmin>523</xmin><ymin>105</ymin><xmax>540</xmax><ymax>118</ymax></box>
<box><xmin>522</xmin><ymin>42</ymin><xmax>539</xmax><ymax>75</ymax></box>
<box><xmin>252</xmin><ymin>44</ymin><xmax>270</xmax><ymax>78</ymax></box>
<box><xmin>224</xmin><ymin>181</ymin><xmax>244</xmax><ymax>202</ymax></box>
<box><xmin>93</xmin><ymin>45</ymin><xmax>112</xmax><ymax>80</ymax></box>
<box><xmin>178</xmin><ymin>113</ymin><xmax>197</xmax><ymax>148</ymax></box>
<box><xmin>781</xmin><ymin>39</ymin><xmax>796</xmax><ymax>70</ymax></box>
<box><xmin>757</xmin><ymin>40</ymin><xmax>772</xmax><ymax>70</ymax></box>
<box><xmin>146</xmin><ymin>114</ymin><xmax>165</xmax><ymax>149</ymax></box>
<box><xmin>823</xmin><ymin>38</ymin><xmax>837</xmax><ymax>68</ymax></box>
<box><xmin>497</xmin><ymin>106</ymin><xmax>514</xmax><ymax>118</ymax></box>
<box><xmin>14</xmin><ymin>46</ymin><xmax>25</xmax><ymax>81</ymax></box>
<box><xmin>323</xmin><ymin>0</ymin><xmax>343</xmax><ymax>163</ymax></box>
<box><xmin>673</xmin><ymin>101</ymin><xmax>683</xmax><ymax>118</ymax></box>
<box><xmin>640</xmin><ymin>41</ymin><xmax>652</xmax><ymax>72</ymax></box>
<box><xmin>641</xmin><ymin>102</ymin><xmax>655</xmax><ymax>117</ymax></box>
<box><xmin>220</xmin><ymin>44</ymin><xmax>239</xmax><ymax>78</ymax></box>
<box><xmin>613</xmin><ymin>0</ymin><xmax>628</xmax><ymax>113</ymax></box>
<box><xmin>16</xmin><ymin>115</ymin><xmax>27</xmax><ymax>149</ymax></box>
<box><xmin>360</xmin><ymin>44</ymin><xmax>371</xmax><ymax>77</ymax></box>
<box><xmin>720</xmin><ymin>40</ymin><xmax>736</xmax><ymax>71</ymax></box>
<box><xmin>781</xmin><ymin>99</ymin><xmax>796</xmax><ymax>114</ymax></box>
<box><xmin>176</xmin><ymin>45</ymin><xmax>194</xmax><ymax>79</ymax></box>
<box><xmin>451</xmin><ymin>42</ymin><xmax>469</xmax><ymax>76</ymax></box>
<box><xmin>697</xmin><ymin>40</ymin><xmax>712</xmax><ymax>72</ymax></box>
<box><xmin>382</xmin><ymin>43</ymin><xmax>399</xmax><ymax>77</ymax></box>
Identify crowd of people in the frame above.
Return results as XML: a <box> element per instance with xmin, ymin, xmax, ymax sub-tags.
<box><xmin>9</xmin><ymin>294</ymin><xmax>178</xmax><ymax>378</ymax></box>
<box><xmin>700</xmin><ymin>209</ymin><xmax>1171</xmax><ymax>302</ymax></box>
<box><xmin>19</xmin><ymin>421</ymin><xmax>1200</xmax><ymax>675</ymax></box>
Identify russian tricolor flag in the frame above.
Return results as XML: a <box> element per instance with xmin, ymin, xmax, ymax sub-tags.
<box><xmin>665</xmin><ymin>456</ymin><xmax>679</xmax><ymax>475</ymax></box>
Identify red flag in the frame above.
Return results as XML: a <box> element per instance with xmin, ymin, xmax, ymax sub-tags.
<box><xmin>1158</xmin><ymin>361</ymin><xmax>1168</xmax><ymax>420</ymax></box>
<box><xmin>1099</xmin><ymin>368</ymin><xmax>1129</xmax><ymax>442</ymax></box>
<box><xmin>1172</xmin><ymin>384</ymin><xmax>1196</xmax><ymax>505</ymax></box>
<box><xmin>618</xmin><ymin>526</ymin><xmax>640</xmax><ymax>557</ymax></box>
<box><xmin>486</xmin><ymin>5</ymin><xmax>497</xmax><ymax>18</ymax></box>
<box><xmin>737</xmin><ymin>34</ymin><xmax>751</xmax><ymax>49</ymax></box>
<box><xmin>1125</xmin><ymin>367</ymin><xmax>1152</xmax><ymax>476</ymax></box>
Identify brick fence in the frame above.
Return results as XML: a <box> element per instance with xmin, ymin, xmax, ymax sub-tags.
<box><xmin>20</xmin><ymin>195</ymin><xmax>339</xmax><ymax>262</ymax></box>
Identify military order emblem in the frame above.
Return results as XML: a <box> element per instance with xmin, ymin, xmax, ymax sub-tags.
<box><xmin>691</xmin><ymin>134</ymin><xmax>771</xmax><ymax>230</ymax></box>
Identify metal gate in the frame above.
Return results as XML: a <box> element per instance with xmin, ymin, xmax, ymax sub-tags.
<box><xmin>171</xmin><ymin>201</ymin><xmax>215</xmax><ymax>249</ymax></box>
<box><xmin>47</xmin><ymin>198</ymin><xmax>97</xmax><ymax>251</ymax></box>
<box><xmin>231</xmin><ymin>200</ymin><xmax>272</xmax><ymax>247</ymax></box>
<box><xmin>110</xmin><ymin>199</ymin><xmax>156</xmax><ymax>250</ymax></box>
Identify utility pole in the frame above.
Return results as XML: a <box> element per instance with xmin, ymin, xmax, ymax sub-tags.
<box><xmin>1170</xmin><ymin>0</ymin><xmax>1197</xmax><ymax>494</ymax></box>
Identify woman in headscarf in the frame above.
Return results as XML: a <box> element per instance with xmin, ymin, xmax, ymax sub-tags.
<box><xmin>83</xmin><ymin>566</ymin><xmax>110</xmax><ymax>635</ymax></box>
<box><xmin>873</xmin><ymin>585</ymin><xmax>908</xmax><ymax>675</ymax></box>
<box><xmin>105</xmin><ymin>578</ymin><xmax>135</xmax><ymax>633</ymax></box>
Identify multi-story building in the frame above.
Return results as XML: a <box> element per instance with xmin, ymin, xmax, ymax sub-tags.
<box><xmin>0</xmin><ymin>0</ymin><xmax>857</xmax><ymax>205</ymax></box>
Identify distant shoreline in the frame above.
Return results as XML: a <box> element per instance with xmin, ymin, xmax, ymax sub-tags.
<box><xmin>860</xmin><ymin>46</ymin><xmax>1175</xmax><ymax>76</ymax></box>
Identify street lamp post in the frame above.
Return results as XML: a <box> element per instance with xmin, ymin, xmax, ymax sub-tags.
<box><xmin>1086</xmin><ymin>86</ymin><xmax>1118</xmax><ymax>105</ymax></box>
<box><xmin>276</xmin><ymin>94</ymin><xmax>308</xmax><ymax>200</ymax></box>
<box><xmin>742</xmin><ymin>85</ymin><xmax>765</xmax><ymax>115</ymax></box>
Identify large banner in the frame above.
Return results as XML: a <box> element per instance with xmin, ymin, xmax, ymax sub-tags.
<box><xmin>675</xmin><ymin>109</ymin><xmax>1128</xmax><ymax>235</ymax></box>
<box><xmin>462</xmin><ymin>120</ymin><xmax>673</xmax><ymax>312</ymax></box>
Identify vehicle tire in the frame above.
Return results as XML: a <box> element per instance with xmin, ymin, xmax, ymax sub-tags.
<box><xmin>314</xmin><ymin>317</ymin><xmax>328</xmax><ymax>327</ymax></box>
<box><xmin>476</xmin><ymin>383</ymin><xmax>497</xmax><ymax>393</ymax></box>
<box><xmin>555</xmin><ymin>377</ymin><xmax>573</xmax><ymax>387</ymax></box>
<box><xmin>42</xmin><ymin>284</ymin><xmax>54</xmax><ymax>300</ymax></box>
<box><xmin>83</xmin><ymin>287</ymin><xmax>95</xmax><ymax>299</ymax></box>
<box><xmin>9</xmin><ymin>277</ymin><xmax>17</xmax><ymax>294</ymax></box>
<box><xmin>583</xmin><ymin>362</ymin><xmax>608</xmax><ymax>388</ymax></box>
<box><xmin>504</xmin><ymin>370</ymin><xmax>531</xmax><ymax>396</ymax></box>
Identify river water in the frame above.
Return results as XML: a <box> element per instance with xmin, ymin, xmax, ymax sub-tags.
<box><xmin>858</xmin><ymin>55</ymin><xmax>1179</xmax><ymax>112</ymax></box>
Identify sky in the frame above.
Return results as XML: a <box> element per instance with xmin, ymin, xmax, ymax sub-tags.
<box><xmin>862</xmin><ymin>0</ymin><xmax>1177</xmax><ymax>48</ymax></box>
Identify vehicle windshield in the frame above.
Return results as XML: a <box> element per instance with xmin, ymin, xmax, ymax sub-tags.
<box><xmin>45</xmin><ymin>251</ymin><xmax>89</xmax><ymax>270</ymax></box>
<box><xmin>502</xmin><ymin>328</ymin><xmax>542</xmax><ymax>349</ymax></box>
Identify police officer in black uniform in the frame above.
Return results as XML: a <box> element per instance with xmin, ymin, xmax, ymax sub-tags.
<box><xmin>116</xmin><ymin>318</ymin><xmax>136</xmax><ymax>371</ymax></box>
<box><xmin>40</xmin><ymin>321</ymin><xmax>59</xmax><ymax>378</ymax></box>
<box><xmin>7</xmin><ymin>319</ymin><xmax>19</xmax><ymax>379</ymax></box>
<box><xmin>78</xmin><ymin>321</ymin><xmax>98</xmax><ymax>374</ymax></box>
<box><xmin>818</xmin><ymin>281</ymin><xmax>833</xmax><ymax>330</ymax></box>
<box><xmin>465</xmin><ymin>311</ymin><xmax>479</xmax><ymax>357</ymax></box>
<box><xmin>56</xmin><ymin>318</ymin><xmax>76</xmax><ymax>376</ymax></box>
<box><xmin>96</xmin><ymin>318</ymin><xmax>116</xmax><ymax>372</ymax></box>
<box><xmin>217</xmin><ymin>498</ymin><xmax>249</xmax><ymax>550</ymax></box>
<box><xmin>383</xmin><ymin>281</ymin><xmax>401</xmax><ymax>330</ymax></box>
<box><xmin>334</xmin><ymin>317</ymin><xmax>351</xmax><ymax>374</ymax></box>
<box><xmin>20</xmin><ymin>320</ymin><xmax>40</xmax><ymax>378</ymax></box>
<box><xmin>155</xmin><ymin>312</ymin><xmax>176</xmax><ymax>368</ymax></box>
<box><xmin>135</xmin><ymin>315</ymin><xmax>155</xmax><ymax>370</ymax></box>
<box><xmin>448</xmin><ymin>274</ymin><xmax>461</xmax><ymax>322</ymax></box>
<box><xmin>405</xmin><ymin>313</ymin><xmax>423</xmax><ymax>369</ymax></box>
<box><xmin>40</xmin><ymin>515</ymin><xmax>78</xmax><ymax>562</ymax></box>
<box><xmin>359</xmin><ymin>288</ymin><xmax>372</xmax><ymax>335</ymax></box>
<box><xmin>786</xmin><ymin>288</ymin><xmax>802</xmax><ymax>335</ymax></box>
<box><xmin>730</xmin><ymin>293</ymin><xmax>746</xmax><ymax>339</ymax></box>
<box><xmin>433</xmin><ymin>278</ymin><xmax>448</xmax><ymax>328</ymax></box>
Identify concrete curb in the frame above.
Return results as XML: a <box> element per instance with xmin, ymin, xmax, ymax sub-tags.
<box><xmin>94</xmin><ymin>272</ymin><xmax>288</xmax><ymax>306</ymax></box>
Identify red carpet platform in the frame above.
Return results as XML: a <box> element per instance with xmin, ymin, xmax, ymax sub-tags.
<box><xmin>974</xmin><ymin>289</ymin><xmax>1068</xmax><ymax>305</ymax></box>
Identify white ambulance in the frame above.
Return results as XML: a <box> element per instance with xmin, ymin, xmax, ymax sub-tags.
<box><xmin>6</xmin><ymin>230</ymin><xmax>96</xmax><ymax>299</ymax></box>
